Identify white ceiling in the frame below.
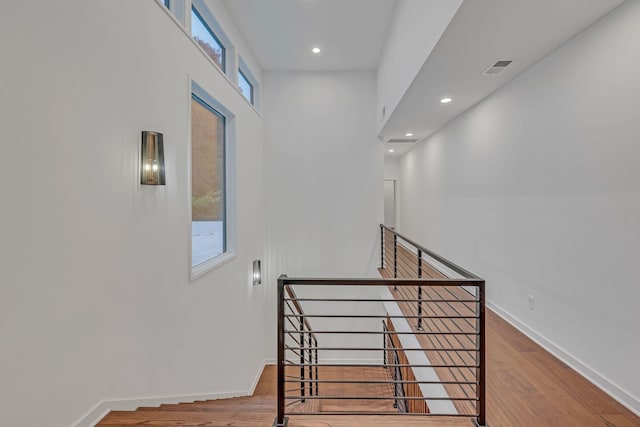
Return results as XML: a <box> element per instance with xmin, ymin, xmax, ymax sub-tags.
<box><xmin>381</xmin><ymin>0</ymin><xmax>627</xmax><ymax>150</ymax></box>
<box><xmin>222</xmin><ymin>0</ymin><xmax>398</xmax><ymax>71</ymax></box>
<box><xmin>223</xmin><ymin>0</ymin><xmax>626</xmax><ymax>157</ymax></box>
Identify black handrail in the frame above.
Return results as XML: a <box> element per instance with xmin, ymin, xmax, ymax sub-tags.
<box><xmin>274</xmin><ymin>226</ymin><xmax>487</xmax><ymax>427</ymax></box>
<box><xmin>275</xmin><ymin>278</ymin><xmax>487</xmax><ymax>426</ymax></box>
<box><xmin>277</xmin><ymin>275</ymin><xmax>318</xmax><ymax>422</ymax></box>
<box><xmin>380</xmin><ymin>224</ymin><xmax>486</xmax><ymax>426</ymax></box>
<box><xmin>380</xmin><ymin>224</ymin><xmax>481</xmax><ymax>280</ymax></box>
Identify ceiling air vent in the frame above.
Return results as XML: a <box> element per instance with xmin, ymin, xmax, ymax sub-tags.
<box><xmin>388</xmin><ymin>138</ymin><xmax>418</xmax><ymax>144</ymax></box>
<box><xmin>483</xmin><ymin>60</ymin><xmax>513</xmax><ymax>75</ymax></box>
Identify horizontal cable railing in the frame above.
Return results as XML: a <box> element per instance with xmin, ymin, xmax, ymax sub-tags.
<box><xmin>282</xmin><ymin>286</ymin><xmax>318</xmax><ymax>407</ymax></box>
<box><xmin>274</xmin><ymin>273</ymin><xmax>486</xmax><ymax>427</ymax></box>
<box><xmin>380</xmin><ymin>224</ymin><xmax>480</xmax><ymax>280</ymax></box>
<box><xmin>380</xmin><ymin>224</ymin><xmax>486</xmax><ymax>427</ymax></box>
<box><xmin>383</xmin><ymin>319</ymin><xmax>408</xmax><ymax>413</ymax></box>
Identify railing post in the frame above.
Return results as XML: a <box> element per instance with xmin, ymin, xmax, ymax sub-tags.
<box><xmin>417</xmin><ymin>249</ymin><xmax>423</xmax><ymax>331</ymax></box>
<box><xmin>382</xmin><ymin>321</ymin><xmax>387</xmax><ymax>365</ymax></box>
<box><xmin>299</xmin><ymin>316</ymin><xmax>305</xmax><ymax>403</ymax></box>
<box><xmin>475</xmin><ymin>281</ymin><xmax>488</xmax><ymax>427</ymax></box>
<box><xmin>314</xmin><ymin>339</ymin><xmax>318</xmax><ymax>396</ymax></box>
<box><xmin>274</xmin><ymin>276</ymin><xmax>288</xmax><ymax>427</ymax></box>
<box><xmin>393</xmin><ymin>233</ymin><xmax>398</xmax><ymax>288</ymax></box>
<box><xmin>380</xmin><ymin>224</ymin><xmax>384</xmax><ymax>269</ymax></box>
<box><xmin>307</xmin><ymin>331</ymin><xmax>313</xmax><ymax>398</ymax></box>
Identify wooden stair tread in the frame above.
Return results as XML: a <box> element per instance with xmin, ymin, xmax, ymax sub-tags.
<box><xmin>99</xmin><ymin>410</ymin><xmax>472</xmax><ymax>426</ymax></box>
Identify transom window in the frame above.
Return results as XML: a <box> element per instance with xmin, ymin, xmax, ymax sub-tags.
<box><xmin>238</xmin><ymin>69</ymin><xmax>254</xmax><ymax>105</ymax></box>
<box><xmin>191</xmin><ymin>6</ymin><xmax>225</xmax><ymax>71</ymax></box>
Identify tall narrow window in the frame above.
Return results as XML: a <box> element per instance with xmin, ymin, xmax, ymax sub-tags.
<box><xmin>238</xmin><ymin>69</ymin><xmax>254</xmax><ymax>105</ymax></box>
<box><xmin>163</xmin><ymin>0</ymin><xmax>170</xmax><ymax>8</ymax></box>
<box><xmin>191</xmin><ymin>6</ymin><xmax>225</xmax><ymax>71</ymax></box>
<box><xmin>191</xmin><ymin>94</ymin><xmax>226</xmax><ymax>268</ymax></box>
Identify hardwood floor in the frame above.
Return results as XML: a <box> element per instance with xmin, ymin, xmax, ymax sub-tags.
<box><xmin>97</xmin><ymin>314</ymin><xmax>640</xmax><ymax>427</ymax></box>
<box><xmin>284</xmin><ymin>366</ymin><xmax>397</xmax><ymax>414</ymax></box>
<box><xmin>98</xmin><ymin>238</ymin><xmax>640</xmax><ymax>426</ymax></box>
<box><xmin>98</xmin><ymin>342</ymin><xmax>640</xmax><ymax>426</ymax></box>
<box><xmin>379</xmin><ymin>237</ymin><xmax>640</xmax><ymax>427</ymax></box>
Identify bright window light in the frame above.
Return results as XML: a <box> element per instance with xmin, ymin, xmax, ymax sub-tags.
<box><xmin>191</xmin><ymin>7</ymin><xmax>225</xmax><ymax>71</ymax></box>
<box><xmin>238</xmin><ymin>69</ymin><xmax>254</xmax><ymax>105</ymax></box>
<box><xmin>191</xmin><ymin>93</ymin><xmax>226</xmax><ymax>268</ymax></box>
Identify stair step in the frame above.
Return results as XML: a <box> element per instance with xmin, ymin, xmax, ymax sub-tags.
<box><xmin>97</xmin><ymin>366</ymin><xmax>474</xmax><ymax>426</ymax></box>
<box><xmin>98</xmin><ymin>410</ymin><xmax>275</xmax><ymax>426</ymax></box>
<box><xmin>146</xmin><ymin>401</ymin><xmax>275</xmax><ymax>413</ymax></box>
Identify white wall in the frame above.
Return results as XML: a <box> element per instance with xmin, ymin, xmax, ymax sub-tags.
<box><xmin>263</xmin><ymin>71</ymin><xmax>383</xmax><ymax>279</ymax></box>
<box><xmin>262</xmin><ymin>71</ymin><xmax>384</xmax><ymax>360</ymax></box>
<box><xmin>384</xmin><ymin>156</ymin><xmax>401</xmax><ymax>181</ymax></box>
<box><xmin>0</xmin><ymin>2</ymin><xmax>266</xmax><ymax>426</ymax></box>
<box><xmin>396</xmin><ymin>0</ymin><xmax>640</xmax><ymax>414</ymax></box>
<box><xmin>376</xmin><ymin>0</ymin><xmax>462</xmax><ymax>133</ymax></box>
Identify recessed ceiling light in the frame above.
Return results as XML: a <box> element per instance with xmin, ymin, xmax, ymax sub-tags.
<box><xmin>440</xmin><ymin>97</ymin><xmax>452</xmax><ymax>104</ymax></box>
<box><xmin>405</xmin><ymin>132</ymin><xmax>413</xmax><ymax>137</ymax></box>
<box><xmin>312</xmin><ymin>47</ymin><xmax>321</xmax><ymax>54</ymax></box>
<box><xmin>388</xmin><ymin>149</ymin><xmax>395</xmax><ymax>153</ymax></box>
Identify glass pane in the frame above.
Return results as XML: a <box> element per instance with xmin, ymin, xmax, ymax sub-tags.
<box><xmin>191</xmin><ymin>95</ymin><xmax>225</xmax><ymax>267</ymax></box>
<box><xmin>164</xmin><ymin>0</ymin><xmax>170</xmax><ymax>8</ymax></box>
<box><xmin>191</xmin><ymin>8</ymin><xmax>225</xmax><ymax>71</ymax></box>
<box><xmin>238</xmin><ymin>70</ymin><xmax>253</xmax><ymax>104</ymax></box>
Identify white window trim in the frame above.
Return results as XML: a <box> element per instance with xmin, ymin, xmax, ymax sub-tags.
<box><xmin>154</xmin><ymin>0</ymin><xmax>262</xmax><ymax>115</ymax></box>
<box><xmin>158</xmin><ymin>0</ymin><xmax>187</xmax><ymax>26</ymax></box>
<box><xmin>238</xmin><ymin>55</ymin><xmax>260</xmax><ymax>110</ymax></box>
<box><xmin>188</xmin><ymin>77</ymin><xmax>237</xmax><ymax>281</ymax></box>
<box><xmin>191</xmin><ymin>0</ymin><xmax>236</xmax><ymax>79</ymax></box>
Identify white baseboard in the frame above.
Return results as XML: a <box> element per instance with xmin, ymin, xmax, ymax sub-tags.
<box><xmin>74</xmin><ymin>359</ymin><xmax>275</xmax><ymax>427</ymax></box>
<box><xmin>74</xmin><ymin>390</ymin><xmax>248</xmax><ymax>427</ymax></box>
<box><xmin>248</xmin><ymin>359</ymin><xmax>269</xmax><ymax>395</ymax></box>
<box><xmin>487</xmin><ymin>300</ymin><xmax>640</xmax><ymax>417</ymax></box>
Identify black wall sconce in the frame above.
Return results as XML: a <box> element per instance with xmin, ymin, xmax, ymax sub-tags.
<box><xmin>253</xmin><ymin>260</ymin><xmax>262</xmax><ymax>286</ymax></box>
<box><xmin>140</xmin><ymin>131</ymin><xmax>166</xmax><ymax>185</ymax></box>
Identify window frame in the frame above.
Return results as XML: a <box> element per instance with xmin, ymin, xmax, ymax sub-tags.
<box><xmin>191</xmin><ymin>5</ymin><xmax>226</xmax><ymax>73</ymax></box>
<box><xmin>191</xmin><ymin>93</ymin><xmax>227</xmax><ymax>257</ymax></box>
<box><xmin>189</xmin><ymin>79</ymin><xmax>237</xmax><ymax>281</ymax></box>
<box><xmin>237</xmin><ymin>68</ymin><xmax>254</xmax><ymax>105</ymax></box>
<box><xmin>238</xmin><ymin>55</ymin><xmax>260</xmax><ymax>110</ymax></box>
<box><xmin>158</xmin><ymin>0</ymin><xmax>185</xmax><ymax>25</ymax></box>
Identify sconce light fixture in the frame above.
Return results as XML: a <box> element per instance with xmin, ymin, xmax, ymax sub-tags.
<box><xmin>140</xmin><ymin>131</ymin><xmax>166</xmax><ymax>185</ymax></box>
<box><xmin>252</xmin><ymin>260</ymin><xmax>262</xmax><ymax>286</ymax></box>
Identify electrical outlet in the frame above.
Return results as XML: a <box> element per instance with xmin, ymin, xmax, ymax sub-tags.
<box><xmin>528</xmin><ymin>295</ymin><xmax>536</xmax><ymax>311</ymax></box>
